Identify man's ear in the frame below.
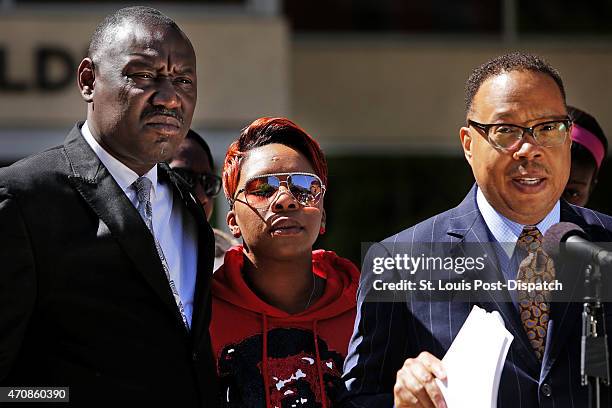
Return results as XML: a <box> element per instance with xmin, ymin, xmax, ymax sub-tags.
<box><xmin>77</xmin><ymin>58</ymin><xmax>95</xmax><ymax>103</ymax></box>
<box><xmin>226</xmin><ymin>209</ymin><xmax>241</xmax><ymax>238</ymax></box>
<box><xmin>460</xmin><ymin>126</ymin><xmax>473</xmax><ymax>165</ymax></box>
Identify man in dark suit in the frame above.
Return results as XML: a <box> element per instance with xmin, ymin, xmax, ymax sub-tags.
<box><xmin>0</xmin><ymin>7</ymin><xmax>217</xmax><ymax>407</ymax></box>
<box><xmin>342</xmin><ymin>52</ymin><xmax>612</xmax><ymax>407</ymax></box>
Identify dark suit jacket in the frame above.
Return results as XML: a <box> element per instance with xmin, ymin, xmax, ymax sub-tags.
<box><xmin>0</xmin><ymin>123</ymin><xmax>217</xmax><ymax>407</ymax></box>
<box><xmin>341</xmin><ymin>185</ymin><xmax>612</xmax><ymax>407</ymax></box>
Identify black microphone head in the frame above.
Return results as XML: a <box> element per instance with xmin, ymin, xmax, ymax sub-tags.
<box><xmin>542</xmin><ymin>222</ymin><xmax>587</xmax><ymax>258</ymax></box>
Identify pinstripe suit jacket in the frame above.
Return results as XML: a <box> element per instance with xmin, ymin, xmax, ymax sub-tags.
<box><xmin>341</xmin><ymin>185</ymin><xmax>612</xmax><ymax>407</ymax></box>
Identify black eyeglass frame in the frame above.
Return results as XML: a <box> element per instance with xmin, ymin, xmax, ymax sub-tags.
<box><xmin>172</xmin><ymin>168</ymin><xmax>222</xmax><ymax>198</ymax></box>
<box><xmin>230</xmin><ymin>171</ymin><xmax>326</xmax><ymax>209</ymax></box>
<box><xmin>467</xmin><ymin>118</ymin><xmax>572</xmax><ymax>151</ymax></box>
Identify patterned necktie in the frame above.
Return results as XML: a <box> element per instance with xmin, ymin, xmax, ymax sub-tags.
<box><xmin>133</xmin><ymin>176</ymin><xmax>154</xmax><ymax>229</ymax></box>
<box><xmin>132</xmin><ymin>176</ymin><xmax>190</xmax><ymax>330</ymax></box>
<box><xmin>516</xmin><ymin>226</ymin><xmax>555</xmax><ymax>361</ymax></box>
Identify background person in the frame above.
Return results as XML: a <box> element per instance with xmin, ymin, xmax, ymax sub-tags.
<box><xmin>211</xmin><ymin>117</ymin><xmax>359</xmax><ymax>407</ymax></box>
<box><xmin>0</xmin><ymin>7</ymin><xmax>217</xmax><ymax>407</ymax></box>
<box><xmin>170</xmin><ymin>129</ymin><xmax>239</xmax><ymax>270</ymax></box>
<box><xmin>562</xmin><ymin>106</ymin><xmax>608</xmax><ymax>207</ymax></box>
<box><xmin>341</xmin><ymin>52</ymin><xmax>612</xmax><ymax>408</ymax></box>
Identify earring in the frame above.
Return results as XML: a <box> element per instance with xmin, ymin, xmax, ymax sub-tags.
<box><xmin>319</xmin><ymin>224</ymin><xmax>326</xmax><ymax>235</ymax></box>
<box><xmin>231</xmin><ymin>227</ymin><xmax>241</xmax><ymax>238</ymax></box>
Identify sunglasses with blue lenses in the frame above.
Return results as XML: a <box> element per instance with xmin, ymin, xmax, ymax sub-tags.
<box><xmin>233</xmin><ymin>172</ymin><xmax>326</xmax><ymax>209</ymax></box>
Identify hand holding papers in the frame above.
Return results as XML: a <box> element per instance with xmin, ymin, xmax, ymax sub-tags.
<box><xmin>436</xmin><ymin>305</ymin><xmax>514</xmax><ymax>408</ymax></box>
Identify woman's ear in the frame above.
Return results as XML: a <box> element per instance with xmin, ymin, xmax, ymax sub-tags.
<box><xmin>226</xmin><ymin>210</ymin><xmax>241</xmax><ymax>238</ymax></box>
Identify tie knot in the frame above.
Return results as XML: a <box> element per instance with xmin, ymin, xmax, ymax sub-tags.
<box><xmin>517</xmin><ymin>226</ymin><xmax>543</xmax><ymax>253</ymax></box>
<box><xmin>132</xmin><ymin>176</ymin><xmax>153</xmax><ymax>204</ymax></box>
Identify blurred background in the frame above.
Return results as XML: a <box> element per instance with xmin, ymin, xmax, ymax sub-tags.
<box><xmin>1</xmin><ymin>0</ymin><xmax>611</xmax><ymax>263</ymax></box>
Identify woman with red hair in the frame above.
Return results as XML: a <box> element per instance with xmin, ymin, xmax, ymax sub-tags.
<box><xmin>210</xmin><ymin>117</ymin><xmax>359</xmax><ymax>407</ymax></box>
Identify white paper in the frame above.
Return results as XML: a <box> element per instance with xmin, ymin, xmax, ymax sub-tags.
<box><xmin>435</xmin><ymin>305</ymin><xmax>514</xmax><ymax>408</ymax></box>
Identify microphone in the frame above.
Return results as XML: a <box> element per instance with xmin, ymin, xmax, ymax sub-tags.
<box><xmin>543</xmin><ymin>222</ymin><xmax>612</xmax><ymax>267</ymax></box>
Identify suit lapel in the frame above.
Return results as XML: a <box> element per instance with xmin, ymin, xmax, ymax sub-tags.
<box><xmin>62</xmin><ymin>123</ymin><xmax>188</xmax><ymax>331</ymax></box>
<box><xmin>448</xmin><ymin>185</ymin><xmax>541</xmax><ymax>375</ymax></box>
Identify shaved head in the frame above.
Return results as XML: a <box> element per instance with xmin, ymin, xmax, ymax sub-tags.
<box><xmin>87</xmin><ymin>6</ymin><xmax>188</xmax><ymax>63</ymax></box>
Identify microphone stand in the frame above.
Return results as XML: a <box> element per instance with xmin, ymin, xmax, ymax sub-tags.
<box><xmin>581</xmin><ymin>263</ymin><xmax>610</xmax><ymax>408</ymax></box>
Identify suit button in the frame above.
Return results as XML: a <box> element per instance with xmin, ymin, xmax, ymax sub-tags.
<box><xmin>192</xmin><ymin>351</ymin><xmax>199</xmax><ymax>361</ymax></box>
<box><xmin>541</xmin><ymin>383</ymin><xmax>552</xmax><ymax>397</ymax></box>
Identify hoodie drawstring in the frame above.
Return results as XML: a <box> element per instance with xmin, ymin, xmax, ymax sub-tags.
<box><xmin>312</xmin><ymin>320</ymin><xmax>328</xmax><ymax>408</ymax></box>
<box><xmin>262</xmin><ymin>313</ymin><xmax>272</xmax><ymax>408</ymax></box>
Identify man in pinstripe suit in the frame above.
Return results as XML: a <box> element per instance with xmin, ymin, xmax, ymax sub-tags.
<box><xmin>341</xmin><ymin>52</ymin><xmax>612</xmax><ymax>407</ymax></box>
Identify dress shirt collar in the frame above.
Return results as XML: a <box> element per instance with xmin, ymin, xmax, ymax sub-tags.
<box><xmin>476</xmin><ymin>186</ymin><xmax>560</xmax><ymax>257</ymax></box>
<box><xmin>81</xmin><ymin>120</ymin><xmax>158</xmax><ymax>195</ymax></box>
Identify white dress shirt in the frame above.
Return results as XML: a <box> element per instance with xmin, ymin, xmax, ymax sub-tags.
<box><xmin>81</xmin><ymin>121</ymin><xmax>198</xmax><ymax>326</ymax></box>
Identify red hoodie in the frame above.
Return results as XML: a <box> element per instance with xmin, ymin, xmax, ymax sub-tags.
<box><xmin>210</xmin><ymin>246</ymin><xmax>359</xmax><ymax>408</ymax></box>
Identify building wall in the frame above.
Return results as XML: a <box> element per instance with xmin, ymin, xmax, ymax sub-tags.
<box><xmin>2</xmin><ymin>11</ymin><xmax>610</xmax><ymax>155</ymax></box>
<box><xmin>0</xmin><ymin>13</ymin><xmax>289</xmax><ymax>129</ymax></box>
<box><xmin>291</xmin><ymin>39</ymin><xmax>612</xmax><ymax>153</ymax></box>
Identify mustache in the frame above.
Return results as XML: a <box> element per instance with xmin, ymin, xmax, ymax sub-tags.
<box><xmin>141</xmin><ymin>107</ymin><xmax>184</xmax><ymax>124</ymax></box>
<box><xmin>507</xmin><ymin>160</ymin><xmax>549</xmax><ymax>177</ymax></box>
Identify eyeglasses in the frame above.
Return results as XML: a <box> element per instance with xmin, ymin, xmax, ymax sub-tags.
<box><xmin>172</xmin><ymin>168</ymin><xmax>222</xmax><ymax>197</ymax></box>
<box><xmin>232</xmin><ymin>172</ymin><xmax>326</xmax><ymax>209</ymax></box>
<box><xmin>468</xmin><ymin>118</ymin><xmax>572</xmax><ymax>151</ymax></box>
